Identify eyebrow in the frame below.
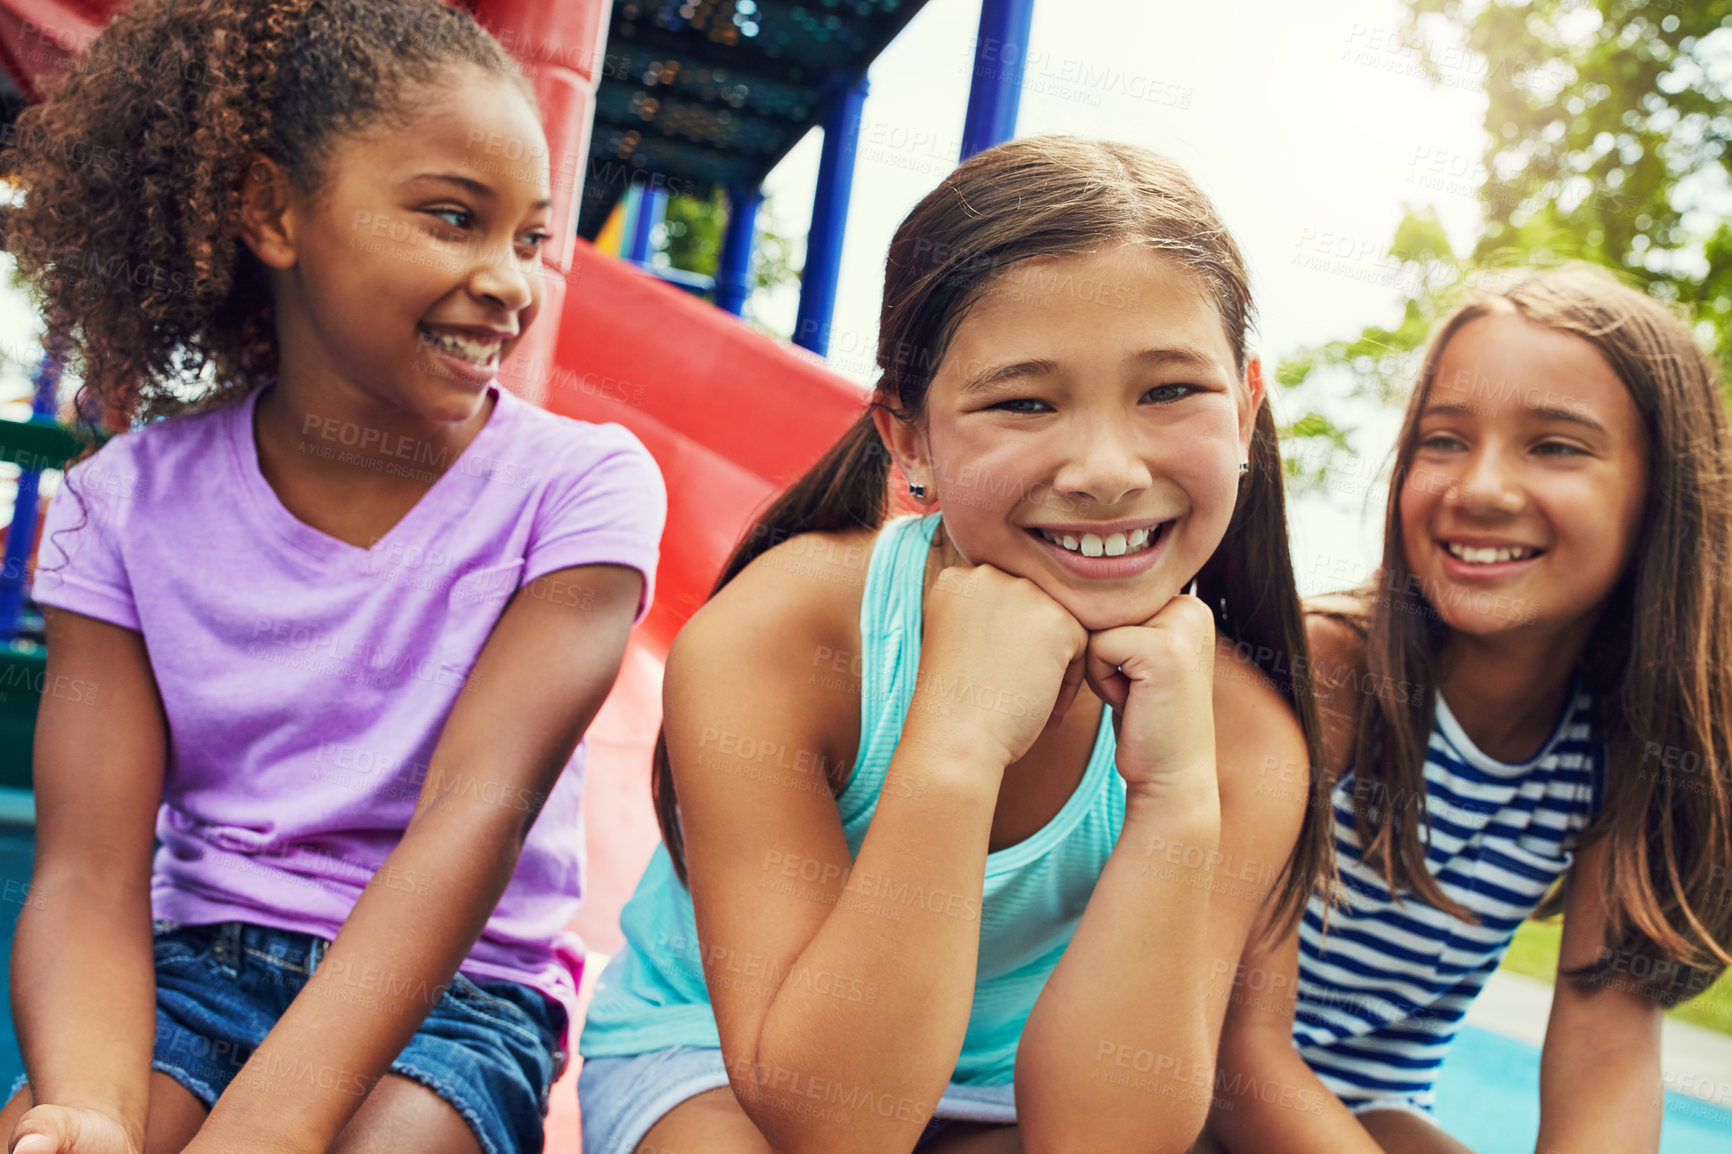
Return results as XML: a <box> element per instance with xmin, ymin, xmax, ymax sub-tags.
<box><xmin>1422</xmin><ymin>399</ymin><xmax>1609</xmax><ymax>436</ymax></box>
<box><xmin>958</xmin><ymin>347</ymin><xmax>1223</xmax><ymax>396</ymax></box>
<box><xmin>404</xmin><ymin>171</ymin><xmax>553</xmax><ymax>210</ymax></box>
<box><xmin>959</xmin><ymin>358</ymin><xmax>1059</xmax><ymax>396</ymax></box>
<box><xmin>1130</xmin><ymin>347</ymin><xmax>1223</xmax><ymax>372</ymax></box>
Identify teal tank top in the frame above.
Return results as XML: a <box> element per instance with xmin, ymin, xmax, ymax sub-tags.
<box><xmin>577</xmin><ymin>512</ymin><xmax>1127</xmax><ymax>1085</ymax></box>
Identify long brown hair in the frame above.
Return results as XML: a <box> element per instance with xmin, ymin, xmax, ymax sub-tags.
<box><xmin>1339</xmin><ymin>264</ymin><xmax>1732</xmax><ymax>1004</ymax></box>
<box><xmin>653</xmin><ymin>136</ymin><xmax>1331</xmax><ymax>937</ymax></box>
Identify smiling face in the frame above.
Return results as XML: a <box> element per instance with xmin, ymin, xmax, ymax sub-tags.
<box><xmin>1399</xmin><ymin>311</ymin><xmax>1650</xmax><ymax>641</ymax></box>
<box><xmin>878</xmin><ymin>245</ymin><xmax>1258</xmax><ymax>632</ymax></box>
<box><xmin>263</xmin><ymin>64</ymin><xmax>552</xmax><ymax>426</ymax></box>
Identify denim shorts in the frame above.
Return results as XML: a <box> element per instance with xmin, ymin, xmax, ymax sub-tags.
<box><xmin>576</xmin><ymin>1044</ymin><xmax>1017</xmax><ymax>1154</ymax></box>
<box><xmin>30</xmin><ymin>921</ymin><xmax>567</xmax><ymax>1154</ymax></box>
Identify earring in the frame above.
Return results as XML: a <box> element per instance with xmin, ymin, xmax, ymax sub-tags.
<box><xmin>908</xmin><ymin>482</ymin><xmax>926</xmax><ymax>499</ymax></box>
<box><xmin>1237</xmin><ymin>460</ymin><xmax>1250</xmax><ymax>476</ymax></box>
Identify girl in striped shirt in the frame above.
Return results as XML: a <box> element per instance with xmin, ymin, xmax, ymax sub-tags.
<box><xmin>1204</xmin><ymin>265</ymin><xmax>1732</xmax><ymax>1152</ymax></box>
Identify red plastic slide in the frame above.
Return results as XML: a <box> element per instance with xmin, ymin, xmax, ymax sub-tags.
<box><xmin>534</xmin><ymin>234</ymin><xmax>880</xmax><ymax>1148</ymax></box>
<box><xmin>542</xmin><ymin>240</ymin><xmax>873</xmax><ymax>955</ymax></box>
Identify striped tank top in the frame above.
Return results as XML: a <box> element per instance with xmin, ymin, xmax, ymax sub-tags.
<box><xmin>1294</xmin><ymin>684</ymin><xmax>1604</xmax><ymax>1110</ymax></box>
<box><xmin>578</xmin><ymin>512</ymin><xmax>1127</xmax><ymax>1085</ymax></box>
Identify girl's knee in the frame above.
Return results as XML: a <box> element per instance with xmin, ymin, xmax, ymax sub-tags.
<box><xmin>142</xmin><ymin>1071</ymin><xmax>209</xmax><ymax>1154</ymax></box>
<box><xmin>636</xmin><ymin>1086</ymin><xmax>774</xmax><ymax>1154</ymax></box>
<box><xmin>0</xmin><ymin>1084</ymin><xmax>35</xmax><ymax>1135</ymax></box>
<box><xmin>1184</xmin><ymin>1126</ymin><xmax>1230</xmax><ymax>1154</ymax></box>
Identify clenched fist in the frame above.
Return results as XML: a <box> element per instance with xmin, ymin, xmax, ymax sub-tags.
<box><xmin>1081</xmin><ymin>593</ymin><xmax>1218</xmax><ymax>800</ymax></box>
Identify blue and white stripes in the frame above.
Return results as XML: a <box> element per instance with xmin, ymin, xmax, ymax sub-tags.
<box><xmin>1295</xmin><ymin>689</ymin><xmax>1602</xmax><ymax>1112</ymax></box>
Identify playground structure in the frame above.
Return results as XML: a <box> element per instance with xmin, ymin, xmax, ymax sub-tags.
<box><xmin>0</xmin><ymin>3</ymin><xmax>1729</xmax><ymax>1150</ymax></box>
<box><xmin>0</xmin><ymin>0</ymin><xmax>1041</xmax><ymax>774</ymax></box>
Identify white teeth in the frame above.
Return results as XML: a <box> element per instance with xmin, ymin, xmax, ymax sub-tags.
<box><xmin>1039</xmin><ymin>525</ymin><xmax>1162</xmax><ymax>558</ymax></box>
<box><xmin>421</xmin><ymin>328</ymin><xmax>500</xmax><ymax>365</ymax></box>
<box><xmin>1446</xmin><ymin>542</ymin><xmax>1534</xmax><ymax>564</ymax></box>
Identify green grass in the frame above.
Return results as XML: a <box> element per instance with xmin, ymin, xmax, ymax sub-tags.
<box><xmin>1499</xmin><ymin>918</ymin><xmax>1732</xmax><ymax>1036</ymax></box>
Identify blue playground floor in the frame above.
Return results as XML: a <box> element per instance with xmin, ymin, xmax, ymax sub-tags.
<box><xmin>0</xmin><ymin>821</ymin><xmax>1725</xmax><ymax>1148</ymax></box>
<box><xmin>1435</xmin><ymin>1023</ymin><xmax>1732</xmax><ymax>1152</ymax></box>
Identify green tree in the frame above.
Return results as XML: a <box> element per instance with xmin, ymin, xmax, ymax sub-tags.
<box><xmin>658</xmin><ymin>188</ymin><xmax>798</xmax><ymax>336</ymax></box>
<box><xmin>1280</xmin><ymin>0</ymin><xmax>1732</xmax><ymax>490</ymax></box>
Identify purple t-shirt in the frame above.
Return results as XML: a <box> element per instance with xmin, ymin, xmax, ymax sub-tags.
<box><xmin>31</xmin><ymin>382</ymin><xmax>666</xmax><ymax>1035</ymax></box>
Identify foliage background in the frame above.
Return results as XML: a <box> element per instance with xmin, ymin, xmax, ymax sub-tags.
<box><xmin>1277</xmin><ymin>0</ymin><xmax>1732</xmax><ymax>494</ymax></box>
<box><xmin>656</xmin><ymin>187</ymin><xmax>800</xmax><ymax>337</ymax></box>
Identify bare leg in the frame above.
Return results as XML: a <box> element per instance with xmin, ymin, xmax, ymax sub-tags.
<box><xmin>633</xmin><ymin>1086</ymin><xmax>775</xmax><ymax>1154</ymax></box>
<box><xmin>917</xmin><ymin>1122</ymin><xmax>1023</xmax><ymax>1153</ymax></box>
<box><xmin>635</xmin><ymin>1086</ymin><xmax>1030</xmax><ymax>1154</ymax></box>
<box><xmin>328</xmin><ymin>1073</ymin><xmax>483</xmax><ymax>1154</ymax></box>
<box><xmin>1184</xmin><ymin>1123</ymin><xmax>1230</xmax><ymax>1154</ymax></box>
<box><xmin>0</xmin><ymin>1088</ymin><xmax>29</xmax><ymax>1137</ymax></box>
<box><xmin>142</xmin><ymin>1074</ymin><xmax>209</xmax><ymax>1154</ymax></box>
<box><xmin>0</xmin><ymin>1073</ymin><xmax>208</xmax><ymax>1154</ymax></box>
<box><xmin>1357</xmin><ymin>1109</ymin><xmax>1478</xmax><ymax>1154</ymax></box>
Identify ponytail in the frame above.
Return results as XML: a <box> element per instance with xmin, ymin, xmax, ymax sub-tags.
<box><xmin>1196</xmin><ymin>400</ymin><xmax>1331</xmax><ymax>937</ymax></box>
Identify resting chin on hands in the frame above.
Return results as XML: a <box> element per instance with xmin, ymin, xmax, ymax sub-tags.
<box><xmin>1080</xmin><ymin>592</ymin><xmax>1219</xmax><ymax>803</ymax></box>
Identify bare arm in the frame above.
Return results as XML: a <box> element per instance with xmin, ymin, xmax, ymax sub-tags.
<box><xmin>181</xmin><ymin>563</ymin><xmax>644</xmax><ymax>1154</ymax></box>
<box><xmin>1534</xmin><ymin>839</ymin><xmax>1663</xmax><ymax>1154</ymax></box>
<box><xmin>1208</xmin><ymin>918</ymin><xmax>1383</xmax><ymax>1152</ymax></box>
<box><xmin>9</xmin><ymin>609</ymin><xmax>167</xmax><ymax>1153</ymax></box>
<box><xmin>1206</xmin><ymin>606</ymin><xmax>1383</xmax><ymax>1153</ymax></box>
<box><xmin>1016</xmin><ymin>614</ymin><xmax>1313</xmax><ymax>1154</ymax></box>
<box><xmin>673</xmin><ymin>549</ymin><xmax>1084</xmax><ymax>1154</ymax></box>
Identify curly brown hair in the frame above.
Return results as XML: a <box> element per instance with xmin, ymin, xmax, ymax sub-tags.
<box><xmin>0</xmin><ymin>0</ymin><xmax>533</xmax><ymax>432</ymax></box>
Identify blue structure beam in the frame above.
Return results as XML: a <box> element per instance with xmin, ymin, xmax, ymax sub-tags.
<box><xmin>960</xmin><ymin>0</ymin><xmax>1036</xmax><ymax>160</ymax></box>
<box><xmin>794</xmin><ymin>74</ymin><xmax>869</xmax><ymax>357</ymax></box>
<box><xmin>625</xmin><ymin>185</ymin><xmax>667</xmax><ymax>265</ymax></box>
<box><xmin>715</xmin><ymin>185</ymin><xmax>764</xmax><ymax>317</ymax></box>
<box><xmin>0</xmin><ymin>349</ymin><xmax>63</xmax><ymax>642</ymax></box>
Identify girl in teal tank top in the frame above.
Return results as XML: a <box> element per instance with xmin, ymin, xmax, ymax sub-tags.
<box><xmin>578</xmin><ymin>138</ymin><xmax>1332</xmax><ymax>1154</ymax></box>
<box><xmin>581</xmin><ymin>511</ymin><xmax>1126</xmax><ymax>1084</ymax></box>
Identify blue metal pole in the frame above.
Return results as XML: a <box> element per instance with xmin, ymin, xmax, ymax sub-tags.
<box><xmin>0</xmin><ymin>349</ymin><xmax>63</xmax><ymax>642</ymax></box>
<box><xmin>715</xmin><ymin>184</ymin><xmax>764</xmax><ymax>316</ymax></box>
<box><xmin>794</xmin><ymin>74</ymin><xmax>869</xmax><ymax>356</ymax></box>
<box><xmin>960</xmin><ymin>0</ymin><xmax>1036</xmax><ymax>159</ymax></box>
<box><xmin>625</xmin><ymin>185</ymin><xmax>666</xmax><ymax>264</ymax></box>
<box><xmin>617</xmin><ymin>185</ymin><xmax>641</xmax><ymax>256</ymax></box>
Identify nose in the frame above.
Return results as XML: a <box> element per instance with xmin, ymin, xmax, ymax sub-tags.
<box><xmin>1445</xmin><ymin>442</ymin><xmax>1526</xmax><ymax>516</ymax></box>
<box><xmin>466</xmin><ymin>236</ymin><xmax>538</xmax><ymax>314</ymax></box>
<box><xmin>1049</xmin><ymin>415</ymin><xmax>1151</xmax><ymax>509</ymax></box>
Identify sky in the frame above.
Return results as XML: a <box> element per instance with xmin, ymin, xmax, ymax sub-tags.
<box><xmin>749</xmin><ymin>0</ymin><xmax>1493</xmax><ymax>593</ymax></box>
<box><xmin>0</xmin><ymin>0</ymin><xmax>1497</xmax><ymax>595</ymax></box>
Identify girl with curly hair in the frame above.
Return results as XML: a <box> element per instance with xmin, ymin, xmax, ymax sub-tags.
<box><xmin>0</xmin><ymin>2</ymin><xmax>665</xmax><ymax>1151</ymax></box>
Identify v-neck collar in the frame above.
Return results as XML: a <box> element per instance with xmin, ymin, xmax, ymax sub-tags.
<box><xmin>230</xmin><ymin>382</ymin><xmax>512</xmax><ymax>563</ymax></box>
